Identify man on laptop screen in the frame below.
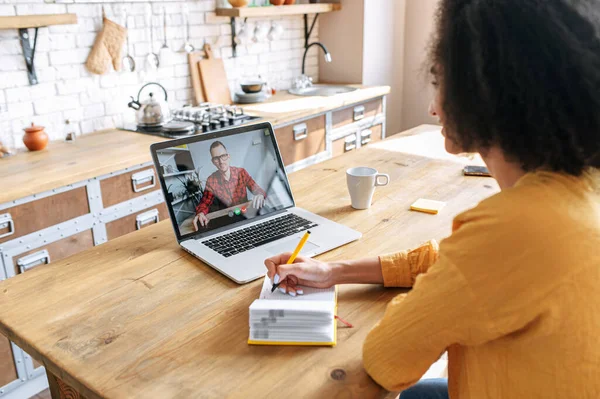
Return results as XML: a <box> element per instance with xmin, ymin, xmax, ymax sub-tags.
<box><xmin>193</xmin><ymin>140</ymin><xmax>267</xmax><ymax>230</ymax></box>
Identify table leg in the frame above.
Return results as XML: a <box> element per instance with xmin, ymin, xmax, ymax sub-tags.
<box><xmin>46</xmin><ymin>371</ymin><xmax>86</xmax><ymax>399</ymax></box>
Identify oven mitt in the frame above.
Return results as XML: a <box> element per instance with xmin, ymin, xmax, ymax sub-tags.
<box><xmin>85</xmin><ymin>16</ymin><xmax>127</xmax><ymax>75</ymax></box>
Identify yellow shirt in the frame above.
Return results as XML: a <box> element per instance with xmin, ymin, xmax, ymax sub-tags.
<box><xmin>363</xmin><ymin>170</ymin><xmax>600</xmax><ymax>398</ymax></box>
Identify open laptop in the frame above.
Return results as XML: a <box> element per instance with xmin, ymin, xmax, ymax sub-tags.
<box><xmin>150</xmin><ymin>121</ymin><xmax>361</xmax><ymax>283</ymax></box>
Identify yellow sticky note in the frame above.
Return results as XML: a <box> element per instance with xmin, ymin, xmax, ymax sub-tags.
<box><xmin>410</xmin><ymin>198</ymin><xmax>446</xmax><ymax>215</ymax></box>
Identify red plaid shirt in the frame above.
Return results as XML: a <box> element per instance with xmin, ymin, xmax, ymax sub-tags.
<box><xmin>196</xmin><ymin>166</ymin><xmax>267</xmax><ymax>215</ymax></box>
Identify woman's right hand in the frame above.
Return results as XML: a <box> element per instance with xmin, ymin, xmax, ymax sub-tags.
<box><xmin>264</xmin><ymin>253</ymin><xmax>337</xmax><ymax>295</ymax></box>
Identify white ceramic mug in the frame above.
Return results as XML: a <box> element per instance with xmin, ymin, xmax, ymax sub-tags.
<box><xmin>346</xmin><ymin>167</ymin><xmax>390</xmax><ymax>209</ymax></box>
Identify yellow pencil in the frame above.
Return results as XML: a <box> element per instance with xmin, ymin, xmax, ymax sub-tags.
<box><xmin>271</xmin><ymin>230</ymin><xmax>311</xmax><ymax>292</ymax></box>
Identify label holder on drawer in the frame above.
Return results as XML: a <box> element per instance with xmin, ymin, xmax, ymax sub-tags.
<box><xmin>361</xmin><ymin>129</ymin><xmax>372</xmax><ymax>145</ymax></box>
<box><xmin>0</xmin><ymin>213</ymin><xmax>15</xmax><ymax>239</ymax></box>
<box><xmin>293</xmin><ymin>123</ymin><xmax>308</xmax><ymax>141</ymax></box>
<box><xmin>353</xmin><ymin>105</ymin><xmax>365</xmax><ymax>121</ymax></box>
<box><xmin>131</xmin><ymin>169</ymin><xmax>156</xmax><ymax>193</ymax></box>
<box><xmin>17</xmin><ymin>249</ymin><xmax>50</xmax><ymax>273</ymax></box>
<box><xmin>136</xmin><ymin>208</ymin><xmax>160</xmax><ymax>230</ymax></box>
<box><xmin>344</xmin><ymin>134</ymin><xmax>357</xmax><ymax>152</ymax></box>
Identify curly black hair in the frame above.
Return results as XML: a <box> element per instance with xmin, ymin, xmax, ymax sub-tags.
<box><xmin>429</xmin><ymin>0</ymin><xmax>600</xmax><ymax>175</ymax></box>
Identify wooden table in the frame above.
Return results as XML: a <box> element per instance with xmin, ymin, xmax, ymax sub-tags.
<box><xmin>0</xmin><ymin>125</ymin><xmax>498</xmax><ymax>399</ymax></box>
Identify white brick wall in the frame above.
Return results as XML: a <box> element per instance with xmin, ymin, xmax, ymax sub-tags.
<box><xmin>0</xmin><ymin>0</ymin><xmax>320</xmax><ymax>149</ymax></box>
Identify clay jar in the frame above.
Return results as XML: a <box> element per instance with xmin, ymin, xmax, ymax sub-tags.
<box><xmin>284</xmin><ymin>0</ymin><xmax>296</xmax><ymax>4</ymax></box>
<box><xmin>270</xmin><ymin>0</ymin><xmax>285</xmax><ymax>5</ymax></box>
<box><xmin>23</xmin><ymin>122</ymin><xmax>49</xmax><ymax>151</ymax></box>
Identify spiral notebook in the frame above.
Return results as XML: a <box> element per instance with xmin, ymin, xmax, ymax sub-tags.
<box><xmin>248</xmin><ymin>277</ymin><xmax>338</xmax><ymax>346</ymax></box>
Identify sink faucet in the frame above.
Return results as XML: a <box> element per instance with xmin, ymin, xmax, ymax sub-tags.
<box><xmin>302</xmin><ymin>42</ymin><xmax>332</xmax><ymax>76</ymax></box>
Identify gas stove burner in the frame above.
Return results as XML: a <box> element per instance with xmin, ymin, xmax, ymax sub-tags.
<box><xmin>161</xmin><ymin>121</ymin><xmax>196</xmax><ymax>136</ymax></box>
<box><xmin>122</xmin><ymin>102</ymin><xmax>262</xmax><ymax>138</ymax></box>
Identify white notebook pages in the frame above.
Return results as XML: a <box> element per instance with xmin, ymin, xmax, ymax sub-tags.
<box><xmin>248</xmin><ymin>277</ymin><xmax>337</xmax><ymax>345</ymax></box>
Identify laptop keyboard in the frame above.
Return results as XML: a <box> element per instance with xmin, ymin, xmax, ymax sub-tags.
<box><xmin>201</xmin><ymin>213</ymin><xmax>318</xmax><ymax>258</ymax></box>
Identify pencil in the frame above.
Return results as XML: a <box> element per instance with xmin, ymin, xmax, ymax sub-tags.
<box><xmin>271</xmin><ymin>230</ymin><xmax>311</xmax><ymax>293</ymax></box>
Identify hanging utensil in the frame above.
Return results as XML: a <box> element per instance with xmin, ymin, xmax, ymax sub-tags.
<box><xmin>159</xmin><ymin>7</ymin><xmax>172</xmax><ymax>65</ymax></box>
<box><xmin>122</xmin><ymin>10</ymin><xmax>135</xmax><ymax>72</ymax></box>
<box><xmin>145</xmin><ymin>8</ymin><xmax>159</xmax><ymax>69</ymax></box>
<box><xmin>182</xmin><ymin>5</ymin><xmax>195</xmax><ymax>53</ymax></box>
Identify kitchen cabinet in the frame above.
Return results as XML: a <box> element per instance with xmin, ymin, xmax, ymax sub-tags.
<box><xmin>332</xmin><ymin>98</ymin><xmax>383</xmax><ymax>130</ymax></box>
<box><xmin>10</xmin><ymin>229</ymin><xmax>94</xmax><ymax>276</ymax></box>
<box><xmin>0</xmin><ymin>336</ymin><xmax>17</xmax><ymax>389</ymax></box>
<box><xmin>0</xmin><ymin>187</ymin><xmax>89</xmax><ymax>245</ymax></box>
<box><xmin>332</xmin><ymin>132</ymin><xmax>358</xmax><ymax>157</ymax></box>
<box><xmin>100</xmin><ymin>168</ymin><xmax>158</xmax><ymax>208</ymax></box>
<box><xmin>275</xmin><ymin>116</ymin><xmax>327</xmax><ymax>166</ymax></box>
<box><xmin>105</xmin><ymin>203</ymin><xmax>169</xmax><ymax>241</ymax></box>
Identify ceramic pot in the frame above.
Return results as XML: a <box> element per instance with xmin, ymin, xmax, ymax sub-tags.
<box><xmin>22</xmin><ymin>123</ymin><xmax>48</xmax><ymax>151</ymax></box>
<box><xmin>284</xmin><ymin>0</ymin><xmax>296</xmax><ymax>4</ymax></box>
<box><xmin>228</xmin><ymin>0</ymin><xmax>248</xmax><ymax>7</ymax></box>
<box><xmin>270</xmin><ymin>0</ymin><xmax>285</xmax><ymax>5</ymax></box>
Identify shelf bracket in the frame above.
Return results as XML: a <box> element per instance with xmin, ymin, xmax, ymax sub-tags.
<box><xmin>18</xmin><ymin>27</ymin><xmax>39</xmax><ymax>85</ymax></box>
<box><xmin>304</xmin><ymin>13</ymin><xmax>319</xmax><ymax>48</ymax></box>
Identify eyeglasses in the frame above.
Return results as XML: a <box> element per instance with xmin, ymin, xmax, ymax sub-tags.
<box><xmin>211</xmin><ymin>153</ymin><xmax>230</xmax><ymax>163</ymax></box>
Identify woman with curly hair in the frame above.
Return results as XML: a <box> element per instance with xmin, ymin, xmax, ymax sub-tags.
<box><xmin>266</xmin><ymin>1</ymin><xmax>600</xmax><ymax>398</ymax></box>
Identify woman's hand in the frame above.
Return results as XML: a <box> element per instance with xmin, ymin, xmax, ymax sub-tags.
<box><xmin>192</xmin><ymin>213</ymin><xmax>209</xmax><ymax>231</ymax></box>
<box><xmin>264</xmin><ymin>253</ymin><xmax>337</xmax><ymax>295</ymax></box>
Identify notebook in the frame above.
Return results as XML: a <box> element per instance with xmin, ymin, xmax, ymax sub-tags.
<box><xmin>248</xmin><ymin>277</ymin><xmax>338</xmax><ymax>346</ymax></box>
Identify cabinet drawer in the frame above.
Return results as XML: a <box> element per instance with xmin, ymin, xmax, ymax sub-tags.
<box><xmin>359</xmin><ymin>124</ymin><xmax>383</xmax><ymax>147</ymax></box>
<box><xmin>332</xmin><ymin>98</ymin><xmax>383</xmax><ymax>130</ymax></box>
<box><xmin>100</xmin><ymin>167</ymin><xmax>158</xmax><ymax>208</ymax></box>
<box><xmin>0</xmin><ymin>335</ymin><xmax>18</xmax><ymax>388</ymax></box>
<box><xmin>105</xmin><ymin>203</ymin><xmax>169</xmax><ymax>241</ymax></box>
<box><xmin>275</xmin><ymin>116</ymin><xmax>326</xmax><ymax>166</ymax></box>
<box><xmin>11</xmin><ymin>229</ymin><xmax>94</xmax><ymax>276</ymax></box>
<box><xmin>332</xmin><ymin>133</ymin><xmax>358</xmax><ymax>158</ymax></box>
<box><xmin>0</xmin><ymin>187</ymin><xmax>89</xmax><ymax>245</ymax></box>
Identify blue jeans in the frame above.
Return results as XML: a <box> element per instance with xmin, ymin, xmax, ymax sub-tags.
<box><xmin>399</xmin><ymin>378</ymin><xmax>449</xmax><ymax>399</ymax></box>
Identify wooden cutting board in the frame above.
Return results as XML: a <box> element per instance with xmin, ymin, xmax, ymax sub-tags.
<box><xmin>188</xmin><ymin>51</ymin><xmax>206</xmax><ymax>105</ymax></box>
<box><xmin>198</xmin><ymin>43</ymin><xmax>232</xmax><ymax>105</ymax></box>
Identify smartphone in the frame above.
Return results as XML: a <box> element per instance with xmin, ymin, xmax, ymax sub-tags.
<box><xmin>463</xmin><ymin>165</ymin><xmax>492</xmax><ymax>177</ymax></box>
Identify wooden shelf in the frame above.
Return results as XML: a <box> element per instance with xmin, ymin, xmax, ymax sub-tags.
<box><xmin>163</xmin><ymin>170</ymin><xmax>195</xmax><ymax>178</ymax></box>
<box><xmin>216</xmin><ymin>3</ymin><xmax>341</xmax><ymax>18</ymax></box>
<box><xmin>0</xmin><ymin>14</ymin><xmax>77</xmax><ymax>30</ymax></box>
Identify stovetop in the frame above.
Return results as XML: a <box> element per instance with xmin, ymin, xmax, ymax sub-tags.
<box><xmin>122</xmin><ymin>103</ymin><xmax>262</xmax><ymax>139</ymax></box>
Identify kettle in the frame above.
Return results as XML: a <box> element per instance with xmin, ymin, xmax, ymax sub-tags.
<box><xmin>128</xmin><ymin>82</ymin><xmax>172</xmax><ymax>127</ymax></box>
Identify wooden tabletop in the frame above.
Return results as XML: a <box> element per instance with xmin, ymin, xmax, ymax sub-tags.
<box><xmin>0</xmin><ymin>125</ymin><xmax>498</xmax><ymax>399</ymax></box>
<box><xmin>0</xmin><ymin>86</ymin><xmax>389</xmax><ymax>205</ymax></box>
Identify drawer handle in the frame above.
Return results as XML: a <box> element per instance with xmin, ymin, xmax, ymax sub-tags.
<box><xmin>131</xmin><ymin>169</ymin><xmax>156</xmax><ymax>193</ymax></box>
<box><xmin>17</xmin><ymin>250</ymin><xmax>50</xmax><ymax>273</ymax></box>
<box><xmin>361</xmin><ymin>129</ymin><xmax>372</xmax><ymax>145</ymax></box>
<box><xmin>344</xmin><ymin>134</ymin><xmax>357</xmax><ymax>152</ymax></box>
<box><xmin>353</xmin><ymin>105</ymin><xmax>365</xmax><ymax>121</ymax></box>
<box><xmin>0</xmin><ymin>213</ymin><xmax>15</xmax><ymax>239</ymax></box>
<box><xmin>136</xmin><ymin>209</ymin><xmax>160</xmax><ymax>230</ymax></box>
<box><xmin>293</xmin><ymin>123</ymin><xmax>308</xmax><ymax>141</ymax></box>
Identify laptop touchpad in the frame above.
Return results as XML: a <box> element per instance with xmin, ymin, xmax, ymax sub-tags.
<box><xmin>265</xmin><ymin>240</ymin><xmax>320</xmax><ymax>257</ymax></box>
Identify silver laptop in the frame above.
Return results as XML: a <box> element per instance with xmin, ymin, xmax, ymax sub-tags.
<box><xmin>150</xmin><ymin>121</ymin><xmax>361</xmax><ymax>283</ymax></box>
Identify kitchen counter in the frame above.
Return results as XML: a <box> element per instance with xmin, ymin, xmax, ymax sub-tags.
<box><xmin>0</xmin><ymin>85</ymin><xmax>389</xmax><ymax>205</ymax></box>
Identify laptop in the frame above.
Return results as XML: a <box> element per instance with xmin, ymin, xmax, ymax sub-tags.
<box><xmin>150</xmin><ymin>121</ymin><xmax>361</xmax><ymax>283</ymax></box>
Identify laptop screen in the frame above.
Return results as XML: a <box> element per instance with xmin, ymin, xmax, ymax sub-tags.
<box><xmin>155</xmin><ymin>125</ymin><xmax>295</xmax><ymax>239</ymax></box>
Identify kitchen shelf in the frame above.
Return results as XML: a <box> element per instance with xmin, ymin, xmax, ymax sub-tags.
<box><xmin>218</xmin><ymin>3</ymin><xmax>341</xmax><ymax>57</ymax></box>
<box><xmin>0</xmin><ymin>13</ymin><xmax>78</xmax><ymax>86</ymax></box>
<box><xmin>0</xmin><ymin>14</ymin><xmax>77</xmax><ymax>30</ymax></box>
<box><xmin>163</xmin><ymin>170</ymin><xmax>195</xmax><ymax>178</ymax></box>
<box><xmin>215</xmin><ymin>3</ymin><xmax>341</xmax><ymax>18</ymax></box>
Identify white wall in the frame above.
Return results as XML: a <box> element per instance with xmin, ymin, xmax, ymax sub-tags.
<box><xmin>318</xmin><ymin>0</ymin><xmax>363</xmax><ymax>83</ymax></box>
<box><xmin>0</xmin><ymin>0</ymin><xmax>320</xmax><ymax>149</ymax></box>
<box><xmin>400</xmin><ymin>0</ymin><xmax>438</xmax><ymax>130</ymax></box>
<box><xmin>319</xmin><ymin>0</ymin><xmax>439</xmax><ymax>134</ymax></box>
<box><xmin>362</xmin><ymin>0</ymin><xmax>405</xmax><ymax>136</ymax></box>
